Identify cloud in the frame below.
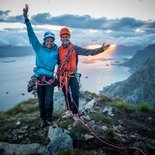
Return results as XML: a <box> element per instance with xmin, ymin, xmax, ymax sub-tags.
<box><xmin>0</xmin><ymin>26</ymin><xmax>155</xmax><ymax>47</ymax></box>
<box><xmin>145</xmin><ymin>21</ymin><xmax>155</xmax><ymax>28</ymax></box>
<box><xmin>0</xmin><ymin>10</ymin><xmax>23</xmax><ymax>23</ymax></box>
<box><xmin>0</xmin><ymin>9</ymin><xmax>155</xmax><ymax>33</ymax></box>
<box><xmin>107</xmin><ymin>17</ymin><xmax>145</xmax><ymax>31</ymax></box>
<box><xmin>0</xmin><ymin>10</ymin><xmax>10</xmax><ymax>16</ymax></box>
<box><xmin>0</xmin><ymin>10</ymin><xmax>155</xmax><ymax>47</ymax></box>
<box><xmin>0</xmin><ymin>28</ymin><xmax>29</xmax><ymax>47</ymax></box>
<box><xmin>31</xmin><ymin>13</ymin><xmax>106</xmax><ymax>30</ymax></box>
<box><xmin>31</xmin><ymin>14</ymin><xmax>152</xmax><ymax>33</ymax></box>
<box><xmin>0</xmin><ymin>15</ymin><xmax>23</xmax><ymax>23</ymax></box>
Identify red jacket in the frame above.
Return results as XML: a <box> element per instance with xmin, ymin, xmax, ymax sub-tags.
<box><xmin>58</xmin><ymin>45</ymin><xmax>77</xmax><ymax>72</ymax></box>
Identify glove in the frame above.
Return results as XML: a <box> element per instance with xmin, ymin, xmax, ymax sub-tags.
<box><xmin>102</xmin><ymin>43</ymin><xmax>111</xmax><ymax>51</ymax></box>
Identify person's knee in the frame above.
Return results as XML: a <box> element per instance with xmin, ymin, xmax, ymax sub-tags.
<box><xmin>72</xmin><ymin>90</ymin><xmax>79</xmax><ymax>99</ymax></box>
<box><xmin>45</xmin><ymin>100</ymin><xmax>53</xmax><ymax>109</ymax></box>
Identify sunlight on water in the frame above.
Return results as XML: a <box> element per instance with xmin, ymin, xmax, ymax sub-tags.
<box><xmin>0</xmin><ymin>55</ymin><xmax>130</xmax><ymax>111</ymax></box>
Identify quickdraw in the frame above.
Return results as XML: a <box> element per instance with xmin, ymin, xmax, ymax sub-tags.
<box><xmin>27</xmin><ymin>75</ymin><xmax>55</xmax><ymax>97</ymax></box>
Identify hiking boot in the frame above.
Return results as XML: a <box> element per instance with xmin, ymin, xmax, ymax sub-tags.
<box><xmin>40</xmin><ymin>120</ymin><xmax>47</xmax><ymax>128</ymax></box>
<box><xmin>62</xmin><ymin>110</ymin><xmax>72</xmax><ymax>119</ymax></box>
<box><xmin>52</xmin><ymin>122</ymin><xmax>58</xmax><ymax>128</ymax></box>
<box><xmin>47</xmin><ymin>119</ymin><xmax>53</xmax><ymax>126</ymax></box>
<box><xmin>73</xmin><ymin>114</ymin><xmax>80</xmax><ymax>121</ymax></box>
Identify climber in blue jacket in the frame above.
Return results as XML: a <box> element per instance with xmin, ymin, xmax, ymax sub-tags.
<box><xmin>23</xmin><ymin>4</ymin><xmax>58</xmax><ymax>128</ymax></box>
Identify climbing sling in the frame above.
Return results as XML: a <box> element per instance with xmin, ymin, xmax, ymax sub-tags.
<box><xmin>57</xmin><ymin>44</ymin><xmax>76</xmax><ymax>90</ymax></box>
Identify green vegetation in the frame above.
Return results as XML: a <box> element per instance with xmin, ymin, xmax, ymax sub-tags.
<box><xmin>136</xmin><ymin>102</ymin><xmax>154</xmax><ymax>112</ymax></box>
<box><xmin>0</xmin><ymin>98</ymin><xmax>38</xmax><ymax>122</ymax></box>
<box><xmin>53</xmin><ymin>110</ymin><xmax>64</xmax><ymax>117</ymax></box>
<box><xmin>58</xmin><ymin>149</ymin><xmax>95</xmax><ymax>155</ymax></box>
<box><xmin>58</xmin><ymin>119</ymin><xmax>74</xmax><ymax>129</ymax></box>
<box><xmin>84</xmin><ymin>91</ymin><xmax>98</xmax><ymax>99</ymax></box>
<box><xmin>111</xmin><ymin>98</ymin><xmax>134</xmax><ymax>112</ymax></box>
<box><xmin>73</xmin><ymin>121</ymin><xmax>88</xmax><ymax>133</ymax></box>
<box><xmin>105</xmin><ymin>127</ymin><xmax>114</xmax><ymax>139</ymax></box>
<box><xmin>94</xmin><ymin>95</ymin><xmax>111</xmax><ymax>108</ymax></box>
<box><xmin>0</xmin><ymin>99</ymin><xmax>39</xmax><ymax>136</ymax></box>
<box><xmin>0</xmin><ymin>122</ymin><xmax>16</xmax><ymax>133</ymax></box>
<box><xmin>89</xmin><ymin>113</ymin><xmax>112</xmax><ymax>124</ymax></box>
<box><xmin>98</xmin><ymin>95</ymin><xmax>112</xmax><ymax>102</ymax></box>
<box><xmin>110</xmin><ymin>97</ymin><xmax>155</xmax><ymax>112</ymax></box>
<box><xmin>0</xmin><ymin>111</ymin><xmax>10</xmax><ymax>121</ymax></box>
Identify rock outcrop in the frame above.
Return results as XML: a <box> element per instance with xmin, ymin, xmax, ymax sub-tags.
<box><xmin>0</xmin><ymin>92</ymin><xmax>154</xmax><ymax>155</ymax></box>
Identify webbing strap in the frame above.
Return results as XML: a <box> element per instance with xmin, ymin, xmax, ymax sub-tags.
<box><xmin>57</xmin><ymin>44</ymin><xmax>74</xmax><ymax>76</ymax></box>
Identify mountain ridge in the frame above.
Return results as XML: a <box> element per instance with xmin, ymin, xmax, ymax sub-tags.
<box><xmin>100</xmin><ymin>44</ymin><xmax>155</xmax><ymax>104</ymax></box>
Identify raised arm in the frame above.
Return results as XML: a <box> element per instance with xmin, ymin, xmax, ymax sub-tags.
<box><xmin>75</xmin><ymin>43</ymin><xmax>110</xmax><ymax>56</ymax></box>
<box><xmin>23</xmin><ymin>4</ymin><xmax>41</xmax><ymax>52</ymax></box>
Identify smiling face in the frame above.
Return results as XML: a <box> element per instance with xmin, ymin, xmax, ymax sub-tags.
<box><xmin>44</xmin><ymin>39</ymin><xmax>54</xmax><ymax>48</ymax></box>
<box><xmin>60</xmin><ymin>34</ymin><xmax>70</xmax><ymax>44</ymax></box>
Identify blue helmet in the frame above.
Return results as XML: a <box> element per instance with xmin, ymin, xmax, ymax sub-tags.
<box><xmin>43</xmin><ymin>31</ymin><xmax>55</xmax><ymax>42</ymax></box>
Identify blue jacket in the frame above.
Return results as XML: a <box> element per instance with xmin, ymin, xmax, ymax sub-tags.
<box><xmin>25</xmin><ymin>19</ymin><xmax>58</xmax><ymax>77</ymax></box>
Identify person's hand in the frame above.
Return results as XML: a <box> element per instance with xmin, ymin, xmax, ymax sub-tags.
<box><xmin>23</xmin><ymin>4</ymin><xmax>29</xmax><ymax>19</ymax></box>
<box><xmin>102</xmin><ymin>43</ymin><xmax>111</xmax><ymax>51</ymax></box>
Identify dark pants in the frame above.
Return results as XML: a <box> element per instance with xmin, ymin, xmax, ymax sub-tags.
<box><xmin>37</xmin><ymin>83</ymin><xmax>54</xmax><ymax>121</ymax></box>
<box><xmin>62</xmin><ymin>77</ymin><xmax>79</xmax><ymax>114</ymax></box>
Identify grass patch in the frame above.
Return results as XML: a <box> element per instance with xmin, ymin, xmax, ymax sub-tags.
<box><xmin>84</xmin><ymin>91</ymin><xmax>98</xmax><ymax>99</ymax></box>
<box><xmin>73</xmin><ymin>121</ymin><xmax>88</xmax><ymax>134</ymax></box>
<box><xmin>98</xmin><ymin>95</ymin><xmax>112</xmax><ymax>102</ymax></box>
<box><xmin>136</xmin><ymin>102</ymin><xmax>153</xmax><ymax>112</ymax></box>
<box><xmin>17</xmin><ymin>111</ymin><xmax>39</xmax><ymax>122</ymax></box>
<box><xmin>102</xmin><ymin>116</ymin><xmax>112</xmax><ymax>124</ymax></box>
<box><xmin>58</xmin><ymin>149</ymin><xmax>95</xmax><ymax>155</ymax></box>
<box><xmin>117</xmin><ymin>102</ymin><xmax>134</xmax><ymax>112</ymax></box>
<box><xmin>0</xmin><ymin>122</ymin><xmax>16</xmax><ymax>133</ymax></box>
<box><xmin>0</xmin><ymin>98</ymin><xmax>38</xmax><ymax>122</ymax></box>
<box><xmin>53</xmin><ymin>110</ymin><xmax>64</xmax><ymax>117</ymax></box>
<box><xmin>0</xmin><ymin>112</ymin><xmax>10</xmax><ymax>121</ymax></box>
<box><xmin>6</xmin><ymin>98</ymin><xmax>38</xmax><ymax>115</ymax></box>
<box><xmin>105</xmin><ymin>127</ymin><xmax>114</xmax><ymax>139</ymax></box>
<box><xmin>112</xmin><ymin>98</ymin><xmax>154</xmax><ymax>112</ymax></box>
<box><xmin>89</xmin><ymin>113</ymin><xmax>112</xmax><ymax>124</ymax></box>
<box><xmin>111</xmin><ymin>98</ymin><xmax>134</xmax><ymax>112</ymax></box>
<box><xmin>58</xmin><ymin>119</ymin><xmax>74</xmax><ymax>129</ymax></box>
<box><xmin>95</xmin><ymin>95</ymin><xmax>111</xmax><ymax>107</ymax></box>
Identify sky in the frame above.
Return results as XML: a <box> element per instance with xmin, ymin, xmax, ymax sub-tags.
<box><xmin>0</xmin><ymin>0</ymin><xmax>155</xmax><ymax>47</ymax></box>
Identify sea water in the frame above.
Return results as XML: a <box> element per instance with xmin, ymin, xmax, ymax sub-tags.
<box><xmin>0</xmin><ymin>55</ymin><xmax>130</xmax><ymax>111</ymax></box>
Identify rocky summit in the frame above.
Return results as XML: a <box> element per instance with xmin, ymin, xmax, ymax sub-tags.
<box><xmin>0</xmin><ymin>91</ymin><xmax>155</xmax><ymax>155</ymax></box>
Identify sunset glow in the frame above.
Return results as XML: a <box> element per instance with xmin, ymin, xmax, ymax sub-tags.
<box><xmin>85</xmin><ymin>43</ymin><xmax>117</xmax><ymax>59</ymax></box>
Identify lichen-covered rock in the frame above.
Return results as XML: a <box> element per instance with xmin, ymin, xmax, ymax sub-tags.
<box><xmin>48</xmin><ymin>126</ymin><xmax>73</xmax><ymax>155</ymax></box>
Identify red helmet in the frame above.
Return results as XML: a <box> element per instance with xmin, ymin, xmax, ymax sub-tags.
<box><xmin>60</xmin><ymin>28</ymin><xmax>71</xmax><ymax>36</ymax></box>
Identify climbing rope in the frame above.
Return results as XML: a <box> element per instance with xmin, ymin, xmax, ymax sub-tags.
<box><xmin>57</xmin><ymin>43</ymin><xmax>147</xmax><ymax>155</ymax></box>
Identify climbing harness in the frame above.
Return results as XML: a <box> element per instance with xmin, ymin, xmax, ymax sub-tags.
<box><xmin>57</xmin><ymin>44</ymin><xmax>75</xmax><ymax>90</ymax></box>
<box><xmin>27</xmin><ymin>74</ymin><xmax>56</xmax><ymax>96</ymax></box>
<box><xmin>27</xmin><ymin>75</ymin><xmax>37</xmax><ymax>95</ymax></box>
<box><xmin>37</xmin><ymin>75</ymin><xmax>55</xmax><ymax>86</ymax></box>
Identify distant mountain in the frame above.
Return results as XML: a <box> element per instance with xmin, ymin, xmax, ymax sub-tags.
<box><xmin>121</xmin><ymin>44</ymin><xmax>155</xmax><ymax>72</ymax></box>
<box><xmin>0</xmin><ymin>46</ymin><xmax>34</xmax><ymax>57</ymax></box>
<box><xmin>0</xmin><ymin>45</ymin><xmax>143</xmax><ymax>58</ymax></box>
<box><xmin>100</xmin><ymin>44</ymin><xmax>155</xmax><ymax>105</ymax></box>
<box><xmin>111</xmin><ymin>45</ymin><xmax>142</xmax><ymax>56</ymax></box>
